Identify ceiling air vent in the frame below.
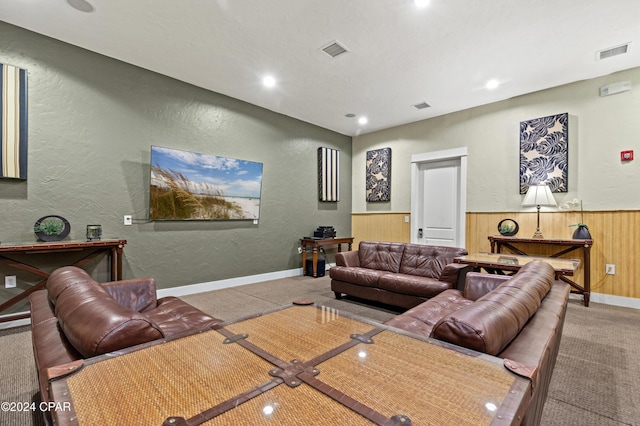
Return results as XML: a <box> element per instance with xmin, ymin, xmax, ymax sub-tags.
<box><xmin>321</xmin><ymin>41</ymin><xmax>349</xmax><ymax>58</ymax></box>
<box><xmin>412</xmin><ymin>102</ymin><xmax>431</xmax><ymax>110</ymax></box>
<box><xmin>597</xmin><ymin>43</ymin><xmax>630</xmax><ymax>60</ymax></box>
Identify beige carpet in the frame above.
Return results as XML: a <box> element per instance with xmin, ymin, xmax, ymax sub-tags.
<box><xmin>2</xmin><ymin>275</ymin><xmax>639</xmax><ymax>425</ymax></box>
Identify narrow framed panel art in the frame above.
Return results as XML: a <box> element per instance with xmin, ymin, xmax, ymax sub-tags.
<box><xmin>519</xmin><ymin>112</ymin><xmax>568</xmax><ymax>194</ymax></box>
<box><xmin>149</xmin><ymin>146</ymin><xmax>263</xmax><ymax>220</ymax></box>
<box><xmin>318</xmin><ymin>147</ymin><xmax>339</xmax><ymax>202</ymax></box>
<box><xmin>0</xmin><ymin>63</ymin><xmax>28</xmax><ymax>180</ymax></box>
<box><xmin>366</xmin><ymin>147</ymin><xmax>391</xmax><ymax>202</ymax></box>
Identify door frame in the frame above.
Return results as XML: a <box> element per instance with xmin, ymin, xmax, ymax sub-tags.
<box><xmin>410</xmin><ymin>147</ymin><xmax>468</xmax><ymax>247</ymax></box>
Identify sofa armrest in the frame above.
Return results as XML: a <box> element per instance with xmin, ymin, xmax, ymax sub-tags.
<box><xmin>101</xmin><ymin>278</ymin><xmax>158</xmax><ymax>312</ymax></box>
<box><xmin>463</xmin><ymin>272</ymin><xmax>511</xmax><ymax>301</ymax></box>
<box><xmin>439</xmin><ymin>263</ymin><xmax>472</xmax><ymax>290</ymax></box>
<box><xmin>335</xmin><ymin>250</ymin><xmax>360</xmax><ymax>267</ymax></box>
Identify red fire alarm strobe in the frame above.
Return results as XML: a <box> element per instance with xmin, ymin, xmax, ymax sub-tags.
<box><xmin>621</xmin><ymin>150</ymin><xmax>634</xmax><ymax>161</ymax></box>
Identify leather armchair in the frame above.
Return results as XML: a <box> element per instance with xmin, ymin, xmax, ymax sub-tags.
<box><xmin>30</xmin><ymin>266</ymin><xmax>222</xmax><ymax>424</ymax></box>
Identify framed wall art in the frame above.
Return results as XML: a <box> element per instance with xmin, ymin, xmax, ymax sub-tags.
<box><xmin>149</xmin><ymin>146</ymin><xmax>263</xmax><ymax>221</ymax></box>
<box><xmin>519</xmin><ymin>112</ymin><xmax>568</xmax><ymax>194</ymax></box>
<box><xmin>366</xmin><ymin>147</ymin><xmax>391</xmax><ymax>202</ymax></box>
<box><xmin>0</xmin><ymin>63</ymin><xmax>28</xmax><ymax>180</ymax></box>
<box><xmin>318</xmin><ymin>147</ymin><xmax>339</xmax><ymax>202</ymax></box>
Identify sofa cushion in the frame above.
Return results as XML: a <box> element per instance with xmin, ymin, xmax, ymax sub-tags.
<box><xmin>329</xmin><ymin>266</ymin><xmax>387</xmax><ymax>288</ymax></box>
<box><xmin>378</xmin><ymin>273</ymin><xmax>451</xmax><ymax>298</ymax></box>
<box><xmin>431</xmin><ymin>261</ymin><xmax>555</xmax><ymax>356</ymax></box>
<box><xmin>47</xmin><ymin>268</ymin><xmax>165</xmax><ymax>357</ymax></box>
<box><xmin>399</xmin><ymin>244</ymin><xmax>468</xmax><ymax>278</ymax></box>
<box><xmin>358</xmin><ymin>241</ymin><xmax>404</xmax><ymax>273</ymax></box>
<box><xmin>147</xmin><ymin>296</ymin><xmax>222</xmax><ymax>336</ymax></box>
<box><xmin>385</xmin><ymin>289</ymin><xmax>472</xmax><ymax>336</ymax></box>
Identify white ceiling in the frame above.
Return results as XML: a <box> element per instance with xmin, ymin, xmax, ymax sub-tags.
<box><xmin>1</xmin><ymin>0</ymin><xmax>640</xmax><ymax>136</ymax></box>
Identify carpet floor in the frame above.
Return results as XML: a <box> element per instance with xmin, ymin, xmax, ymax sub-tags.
<box><xmin>2</xmin><ymin>275</ymin><xmax>639</xmax><ymax>425</ymax></box>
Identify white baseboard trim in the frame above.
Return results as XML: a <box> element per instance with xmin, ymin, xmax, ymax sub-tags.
<box><xmin>0</xmin><ymin>316</ymin><xmax>30</xmax><ymax>330</ymax></box>
<box><xmin>580</xmin><ymin>292</ymin><xmax>640</xmax><ymax>310</ymax></box>
<box><xmin>157</xmin><ymin>267</ymin><xmax>305</xmax><ymax>298</ymax></box>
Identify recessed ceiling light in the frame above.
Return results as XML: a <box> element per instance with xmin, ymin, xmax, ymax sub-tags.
<box><xmin>486</xmin><ymin>79</ymin><xmax>500</xmax><ymax>90</ymax></box>
<box><xmin>262</xmin><ymin>75</ymin><xmax>276</xmax><ymax>88</ymax></box>
<box><xmin>414</xmin><ymin>0</ymin><xmax>430</xmax><ymax>8</ymax></box>
<box><xmin>345</xmin><ymin>113</ymin><xmax>356</xmax><ymax>118</ymax></box>
<box><xmin>67</xmin><ymin>0</ymin><xmax>94</xmax><ymax>12</ymax></box>
<box><xmin>358</xmin><ymin>117</ymin><xmax>368</xmax><ymax>125</ymax></box>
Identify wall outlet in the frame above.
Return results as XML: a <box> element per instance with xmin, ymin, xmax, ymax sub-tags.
<box><xmin>606</xmin><ymin>264</ymin><xmax>616</xmax><ymax>275</ymax></box>
<box><xmin>124</xmin><ymin>215</ymin><xmax>133</xmax><ymax>225</ymax></box>
<box><xmin>5</xmin><ymin>275</ymin><xmax>16</xmax><ymax>288</ymax></box>
<box><xmin>297</xmin><ymin>247</ymin><xmax>302</xmax><ymax>254</ymax></box>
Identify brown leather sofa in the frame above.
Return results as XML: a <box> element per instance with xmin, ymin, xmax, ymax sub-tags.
<box><xmin>29</xmin><ymin>266</ymin><xmax>222</xmax><ymax>423</ymax></box>
<box><xmin>385</xmin><ymin>261</ymin><xmax>571</xmax><ymax>426</ymax></box>
<box><xmin>329</xmin><ymin>241</ymin><xmax>469</xmax><ymax>309</ymax></box>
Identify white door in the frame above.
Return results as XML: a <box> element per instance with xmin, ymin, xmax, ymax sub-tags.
<box><xmin>411</xmin><ymin>148</ymin><xmax>467</xmax><ymax>248</ymax></box>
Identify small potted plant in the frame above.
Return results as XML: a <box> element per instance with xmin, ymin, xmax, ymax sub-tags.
<box><xmin>568</xmin><ymin>200</ymin><xmax>591</xmax><ymax>239</ymax></box>
<box><xmin>34</xmin><ymin>215</ymin><xmax>71</xmax><ymax>242</ymax></box>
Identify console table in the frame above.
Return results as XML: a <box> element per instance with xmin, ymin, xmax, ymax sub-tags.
<box><xmin>488</xmin><ymin>236</ymin><xmax>592</xmax><ymax>306</ymax></box>
<box><xmin>0</xmin><ymin>239</ymin><xmax>127</xmax><ymax>322</ymax></box>
<box><xmin>455</xmin><ymin>252</ymin><xmax>579</xmax><ymax>277</ymax></box>
<box><xmin>300</xmin><ymin>237</ymin><xmax>353</xmax><ymax>278</ymax></box>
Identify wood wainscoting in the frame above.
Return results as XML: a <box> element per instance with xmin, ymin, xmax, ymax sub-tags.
<box><xmin>352</xmin><ymin>210</ymin><xmax>640</xmax><ymax>300</ymax></box>
<box><xmin>351</xmin><ymin>213</ymin><xmax>411</xmax><ymax>248</ymax></box>
<box><xmin>467</xmin><ymin>211</ymin><xmax>640</xmax><ymax>300</ymax></box>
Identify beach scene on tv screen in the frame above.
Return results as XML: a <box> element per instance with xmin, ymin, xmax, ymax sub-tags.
<box><xmin>150</xmin><ymin>146</ymin><xmax>263</xmax><ymax>220</ymax></box>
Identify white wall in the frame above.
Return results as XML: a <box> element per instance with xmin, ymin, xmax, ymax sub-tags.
<box><xmin>353</xmin><ymin>67</ymin><xmax>640</xmax><ymax>213</ymax></box>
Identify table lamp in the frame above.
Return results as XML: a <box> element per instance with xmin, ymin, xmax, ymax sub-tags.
<box><xmin>522</xmin><ymin>184</ymin><xmax>556</xmax><ymax>238</ymax></box>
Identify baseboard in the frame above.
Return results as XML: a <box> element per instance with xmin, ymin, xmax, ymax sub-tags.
<box><xmin>583</xmin><ymin>292</ymin><xmax>640</xmax><ymax>310</ymax></box>
<box><xmin>0</xmin><ymin>316</ymin><xmax>30</xmax><ymax>330</ymax></box>
<box><xmin>157</xmin><ymin>267</ymin><xmax>305</xmax><ymax>298</ymax></box>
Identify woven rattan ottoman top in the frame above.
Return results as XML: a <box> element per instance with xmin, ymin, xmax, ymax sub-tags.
<box><xmin>49</xmin><ymin>304</ymin><xmax>529</xmax><ymax>425</ymax></box>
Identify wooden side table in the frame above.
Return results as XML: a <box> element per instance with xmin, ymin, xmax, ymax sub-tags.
<box><xmin>300</xmin><ymin>237</ymin><xmax>353</xmax><ymax>278</ymax></box>
<box><xmin>0</xmin><ymin>239</ymin><xmax>127</xmax><ymax>322</ymax></box>
<box><xmin>488</xmin><ymin>236</ymin><xmax>592</xmax><ymax>306</ymax></box>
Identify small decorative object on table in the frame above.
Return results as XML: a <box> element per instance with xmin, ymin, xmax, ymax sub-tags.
<box><xmin>565</xmin><ymin>199</ymin><xmax>592</xmax><ymax>239</ymax></box>
<box><xmin>571</xmin><ymin>224</ymin><xmax>591</xmax><ymax>239</ymax></box>
<box><xmin>498</xmin><ymin>219</ymin><xmax>519</xmax><ymax>236</ymax></box>
<box><xmin>34</xmin><ymin>215</ymin><xmax>70</xmax><ymax>242</ymax></box>
<box><xmin>86</xmin><ymin>225</ymin><xmax>102</xmax><ymax>241</ymax></box>
<box><xmin>313</xmin><ymin>226</ymin><xmax>336</xmax><ymax>238</ymax></box>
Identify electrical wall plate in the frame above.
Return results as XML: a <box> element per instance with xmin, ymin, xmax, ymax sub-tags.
<box><xmin>5</xmin><ymin>275</ymin><xmax>17</xmax><ymax>288</ymax></box>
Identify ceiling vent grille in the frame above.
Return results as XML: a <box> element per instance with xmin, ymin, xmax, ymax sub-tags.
<box><xmin>321</xmin><ymin>41</ymin><xmax>349</xmax><ymax>58</ymax></box>
<box><xmin>412</xmin><ymin>102</ymin><xmax>431</xmax><ymax>110</ymax></box>
<box><xmin>597</xmin><ymin>43</ymin><xmax>630</xmax><ymax>60</ymax></box>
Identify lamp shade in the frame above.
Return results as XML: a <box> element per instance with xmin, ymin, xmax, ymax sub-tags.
<box><xmin>522</xmin><ymin>184</ymin><xmax>557</xmax><ymax>207</ymax></box>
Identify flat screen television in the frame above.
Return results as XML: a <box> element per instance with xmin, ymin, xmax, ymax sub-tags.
<box><xmin>149</xmin><ymin>146</ymin><xmax>263</xmax><ymax>221</ymax></box>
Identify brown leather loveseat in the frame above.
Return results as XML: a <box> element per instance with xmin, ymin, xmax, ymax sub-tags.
<box><xmin>29</xmin><ymin>266</ymin><xmax>222</xmax><ymax>421</ymax></box>
<box><xmin>330</xmin><ymin>241</ymin><xmax>469</xmax><ymax>309</ymax></box>
<box><xmin>386</xmin><ymin>261</ymin><xmax>571</xmax><ymax>425</ymax></box>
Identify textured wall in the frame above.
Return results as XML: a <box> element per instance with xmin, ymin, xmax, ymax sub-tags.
<box><xmin>0</xmin><ymin>22</ymin><xmax>352</xmax><ymax>289</ymax></box>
